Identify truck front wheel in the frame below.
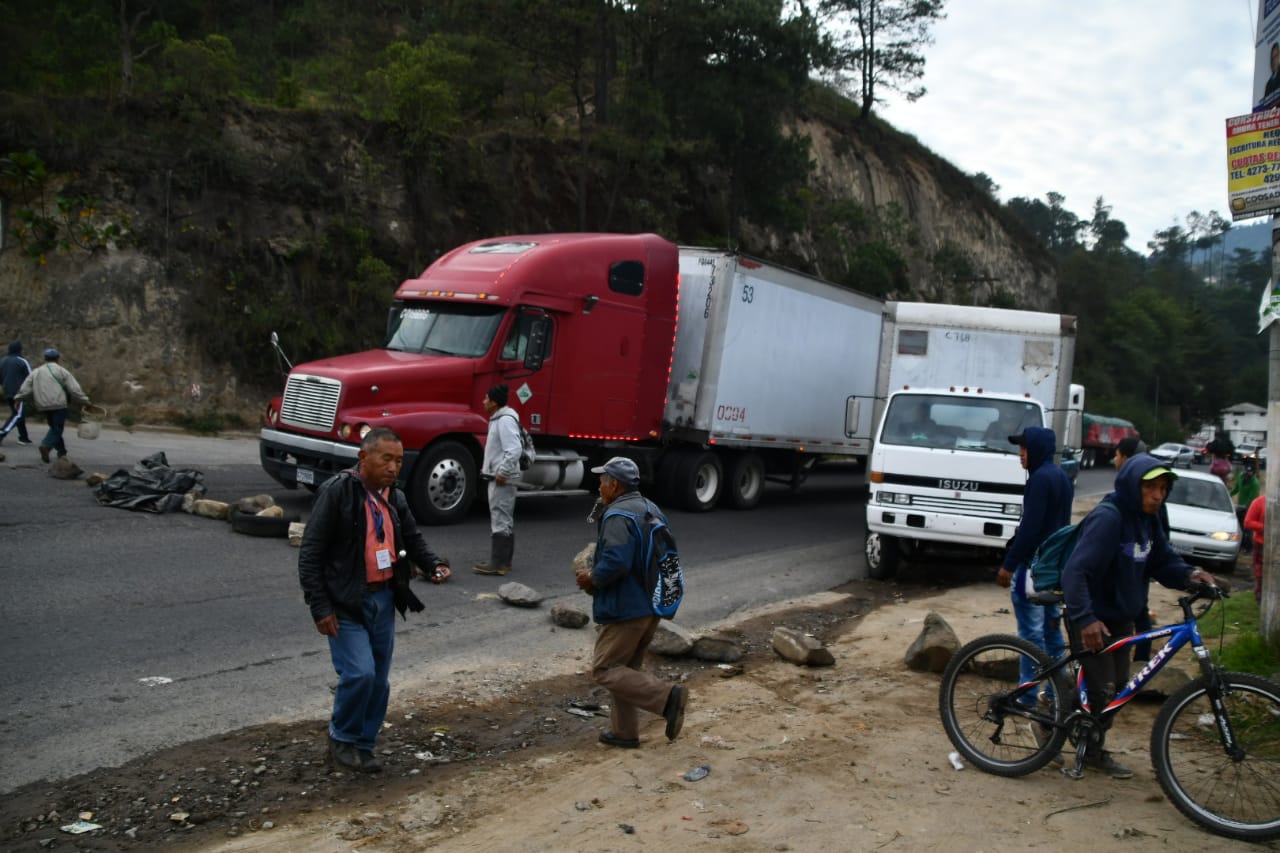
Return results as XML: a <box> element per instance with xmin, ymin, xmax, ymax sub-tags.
<box><xmin>408</xmin><ymin>440</ymin><xmax>477</xmax><ymax>525</ymax></box>
<box><xmin>865</xmin><ymin>532</ymin><xmax>901</xmax><ymax>580</ymax></box>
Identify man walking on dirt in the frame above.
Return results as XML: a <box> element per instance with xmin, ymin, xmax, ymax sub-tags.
<box><xmin>996</xmin><ymin>426</ymin><xmax>1074</xmax><ymax>710</ymax></box>
<box><xmin>473</xmin><ymin>383</ymin><xmax>522</xmax><ymax>575</ymax></box>
<box><xmin>299</xmin><ymin>427</ymin><xmax>452</xmax><ymax>772</ymax></box>
<box><xmin>575</xmin><ymin>456</ymin><xmax>688</xmax><ymax>748</ymax></box>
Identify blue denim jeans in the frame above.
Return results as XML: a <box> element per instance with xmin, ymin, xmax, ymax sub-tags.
<box><xmin>1012</xmin><ymin>583</ymin><xmax>1065</xmax><ymax>707</ymax></box>
<box><xmin>42</xmin><ymin>407</ymin><xmax>68</xmax><ymax>456</ymax></box>
<box><xmin>327</xmin><ymin>588</ymin><xmax>395</xmax><ymax>750</ymax></box>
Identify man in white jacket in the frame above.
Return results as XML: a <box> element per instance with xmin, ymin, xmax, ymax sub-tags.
<box><xmin>15</xmin><ymin>348</ymin><xmax>90</xmax><ymax>463</ymax></box>
<box><xmin>473</xmin><ymin>383</ymin><xmax>522</xmax><ymax>575</ymax></box>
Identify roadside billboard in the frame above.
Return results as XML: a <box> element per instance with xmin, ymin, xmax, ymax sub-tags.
<box><xmin>1255</xmin><ymin>0</ymin><xmax>1280</xmax><ymax>111</ymax></box>
<box><xmin>1226</xmin><ymin>111</ymin><xmax>1280</xmax><ymax>220</ymax></box>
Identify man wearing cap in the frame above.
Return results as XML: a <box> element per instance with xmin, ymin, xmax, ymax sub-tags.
<box><xmin>0</xmin><ymin>340</ymin><xmax>33</xmax><ymax>446</ymax></box>
<box><xmin>1061</xmin><ymin>454</ymin><xmax>1219</xmax><ymax>778</ymax></box>
<box><xmin>473</xmin><ymin>383</ymin><xmax>523</xmax><ymax>575</ymax></box>
<box><xmin>575</xmin><ymin>456</ymin><xmax>688</xmax><ymax>748</ymax></box>
<box><xmin>15</xmin><ymin>348</ymin><xmax>89</xmax><ymax>463</ymax></box>
<box><xmin>996</xmin><ymin>426</ymin><xmax>1074</xmax><ymax>711</ymax></box>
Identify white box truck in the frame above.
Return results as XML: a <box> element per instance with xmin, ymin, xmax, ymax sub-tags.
<box><xmin>864</xmin><ymin>302</ymin><xmax>1077</xmax><ymax>578</ymax></box>
<box><xmin>662</xmin><ymin>248</ymin><xmax>884</xmax><ymax>510</ymax></box>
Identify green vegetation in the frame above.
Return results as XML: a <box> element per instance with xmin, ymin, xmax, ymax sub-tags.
<box><xmin>172</xmin><ymin>409</ymin><xmax>247</xmax><ymax>436</ymax></box>
<box><xmin>1197</xmin><ymin>590</ymin><xmax>1280</xmax><ymax>679</ymax></box>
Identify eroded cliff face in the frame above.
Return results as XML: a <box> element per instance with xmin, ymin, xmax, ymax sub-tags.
<box><xmin>0</xmin><ymin>107</ymin><xmax>1055</xmax><ymax>419</ymax></box>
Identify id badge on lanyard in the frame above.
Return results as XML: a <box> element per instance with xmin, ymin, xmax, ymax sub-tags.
<box><xmin>369</xmin><ymin>493</ymin><xmax>393</xmax><ymax>573</ymax></box>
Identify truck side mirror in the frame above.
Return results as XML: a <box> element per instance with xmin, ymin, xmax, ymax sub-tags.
<box><xmin>524</xmin><ymin>317</ymin><xmax>549</xmax><ymax>371</ymax></box>
<box><xmin>844</xmin><ymin>397</ymin><xmax>861</xmax><ymax>437</ymax></box>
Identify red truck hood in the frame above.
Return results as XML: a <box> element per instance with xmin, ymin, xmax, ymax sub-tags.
<box><xmin>291</xmin><ymin>349</ymin><xmax>476</xmax><ymax>410</ymax></box>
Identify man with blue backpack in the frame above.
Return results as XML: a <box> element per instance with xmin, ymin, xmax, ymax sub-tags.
<box><xmin>575</xmin><ymin>456</ymin><xmax>688</xmax><ymax>749</ymax></box>
<box><xmin>996</xmin><ymin>426</ymin><xmax>1074</xmax><ymax>712</ymax></box>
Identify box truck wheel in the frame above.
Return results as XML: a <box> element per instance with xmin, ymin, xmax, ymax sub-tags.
<box><xmin>722</xmin><ymin>451</ymin><xmax>765</xmax><ymax>510</ymax></box>
<box><xmin>864</xmin><ymin>532</ymin><xmax>900</xmax><ymax>580</ymax></box>
<box><xmin>408</xmin><ymin>440</ymin><xmax>476</xmax><ymax>525</ymax></box>
<box><xmin>675</xmin><ymin>449</ymin><xmax>723</xmax><ymax>512</ymax></box>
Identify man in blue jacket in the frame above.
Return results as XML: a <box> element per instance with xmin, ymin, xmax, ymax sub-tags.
<box><xmin>1062</xmin><ymin>454</ymin><xmax>1218</xmax><ymax>778</ymax></box>
<box><xmin>0</xmin><ymin>340</ymin><xmax>32</xmax><ymax>445</ymax></box>
<box><xmin>996</xmin><ymin>426</ymin><xmax>1074</xmax><ymax>709</ymax></box>
<box><xmin>575</xmin><ymin>456</ymin><xmax>687</xmax><ymax>749</ymax></box>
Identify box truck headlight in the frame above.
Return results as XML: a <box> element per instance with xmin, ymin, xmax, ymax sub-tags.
<box><xmin>877</xmin><ymin>492</ymin><xmax>910</xmax><ymax>505</ymax></box>
<box><xmin>1003</xmin><ymin>504</ymin><xmax>1021</xmax><ymax>517</ymax></box>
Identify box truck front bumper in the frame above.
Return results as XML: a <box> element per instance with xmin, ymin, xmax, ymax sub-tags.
<box><xmin>866</xmin><ymin>493</ymin><xmax>1021</xmax><ymax>548</ymax></box>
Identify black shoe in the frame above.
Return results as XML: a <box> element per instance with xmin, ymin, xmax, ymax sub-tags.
<box><xmin>1084</xmin><ymin>751</ymin><xmax>1133</xmax><ymax>779</ymax></box>
<box><xmin>39</xmin><ymin>446</ymin><xmax>50</xmax><ymax>463</ymax></box>
<box><xmin>16</xmin><ymin>438</ymin><xmax>32</xmax><ymax>445</ymax></box>
<box><xmin>598</xmin><ymin>730</ymin><xmax>640</xmax><ymax>749</ymax></box>
<box><xmin>329</xmin><ymin>738</ymin><xmax>363</xmax><ymax>771</ymax></box>
<box><xmin>357</xmin><ymin>748</ymin><xmax>383</xmax><ymax>772</ymax></box>
<box><xmin>664</xmin><ymin>684</ymin><xmax>688</xmax><ymax>741</ymax></box>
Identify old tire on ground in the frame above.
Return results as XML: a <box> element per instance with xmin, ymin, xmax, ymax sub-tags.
<box><xmin>722</xmin><ymin>451</ymin><xmax>765</xmax><ymax>510</ymax></box>
<box><xmin>408</xmin><ymin>440</ymin><xmax>477</xmax><ymax>525</ymax></box>
<box><xmin>675</xmin><ymin>449</ymin><xmax>723</xmax><ymax>512</ymax></box>
<box><xmin>230</xmin><ymin>508</ymin><xmax>301</xmax><ymax>538</ymax></box>
<box><xmin>865</xmin><ymin>532</ymin><xmax>900</xmax><ymax>580</ymax></box>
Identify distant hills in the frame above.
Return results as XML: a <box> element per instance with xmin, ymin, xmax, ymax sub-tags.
<box><xmin>1222</xmin><ymin>219</ymin><xmax>1271</xmax><ymax>259</ymax></box>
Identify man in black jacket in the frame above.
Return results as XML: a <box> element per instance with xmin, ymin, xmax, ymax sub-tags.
<box><xmin>298</xmin><ymin>427</ymin><xmax>451</xmax><ymax>772</ymax></box>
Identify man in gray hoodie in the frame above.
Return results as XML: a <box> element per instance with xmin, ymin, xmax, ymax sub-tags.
<box><xmin>15</xmin><ymin>348</ymin><xmax>90</xmax><ymax>462</ymax></box>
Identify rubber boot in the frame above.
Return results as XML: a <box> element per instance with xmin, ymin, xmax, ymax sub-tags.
<box><xmin>472</xmin><ymin>534</ymin><xmax>511</xmax><ymax>575</ymax></box>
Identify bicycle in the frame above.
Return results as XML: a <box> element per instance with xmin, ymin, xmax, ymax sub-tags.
<box><xmin>938</xmin><ymin>582</ymin><xmax>1280</xmax><ymax>842</ymax></box>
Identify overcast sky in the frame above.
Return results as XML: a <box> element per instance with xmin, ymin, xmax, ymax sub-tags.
<box><xmin>874</xmin><ymin>0</ymin><xmax>1258</xmax><ymax>253</ymax></box>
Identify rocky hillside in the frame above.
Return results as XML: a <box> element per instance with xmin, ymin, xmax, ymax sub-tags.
<box><xmin>0</xmin><ymin>96</ymin><xmax>1054</xmax><ymax>422</ymax></box>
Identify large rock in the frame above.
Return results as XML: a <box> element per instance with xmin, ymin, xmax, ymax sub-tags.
<box><xmin>1136</xmin><ymin>665</ymin><xmax>1193</xmax><ymax>700</ymax></box>
<box><xmin>287</xmin><ymin>521</ymin><xmax>306</xmax><ymax>547</ymax></box>
<box><xmin>772</xmin><ymin>626</ymin><xmax>835</xmax><ymax>667</ymax></box>
<box><xmin>550</xmin><ymin>602</ymin><xmax>590</xmax><ymax>629</ymax></box>
<box><xmin>255</xmin><ymin>505</ymin><xmax>284</xmax><ymax>518</ymax></box>
<box><xmin>690</xmin><ymin>634</ymin><xmax>744</xmax><ymax>663</ymax></box>
<box><xmin>497</xmin><ymin>581</ymin><xmax>543</xmax><ymax>608</ymax></box>
<box><xmin>649</xmin><ymin>621</ymin><xmax>696</xmax><ymax>656</ymax></box>
<box><xmin>237</xmin><ymin>494</ymin><xmax>276</xmax><ymax>514</ymax></box>
<box><xmin>904</xmin><ymin>611</ymin><xmax>960</xmax><ymax>673</ymax></box>
<box><xmin>191</xmin><ymin>499</ymin><xmax>231</xmax><ymax>520</ymax></box>
<box><xmin>49</xmin><ymin>457</ymin><xmax>84</xmax><ymax>480</ymax></box>
<box><xmin>571</xmin><ymin>542</ymin><xmax>595</xmax><ymax>574</ymax></box>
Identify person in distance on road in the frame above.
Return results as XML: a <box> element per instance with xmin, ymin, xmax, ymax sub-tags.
<box><xmin>0</xmin><ymin>340</ymin><xmax>33</xmax><ymax>446</ymax></box>
<box><xmin>298</xmin><ymin>427</ymin><xmax>452</xmax><ymax>773</ymax></box>
<box><xmin>996</xmin><ymin>427</ymin><xmax>1074</xmax><ymax>710</ymax></box>
<box><xmin>575</xmin><ymin>456</ymin><xmax>688</xmax><ymax>749</ymax></box>
<box><xmin>14</xmin><ymin>347</ymin><xmax>89</xmax><ymax>463</ymax></box>
<box><xmin>473</xmin><ymin>383</ymin><xmax>523</xmax><ymax>575</ymax></box>
<box><xmin>1061</xmin><ymin>454</ymin><xmax>1219</xmax><ymax>779</ymax></box>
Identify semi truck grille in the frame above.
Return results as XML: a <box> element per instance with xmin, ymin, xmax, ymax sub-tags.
<box><xmin>281</xmin><ymin>373</ymin><xmax>341</xmax><ymax>431</ymax></box>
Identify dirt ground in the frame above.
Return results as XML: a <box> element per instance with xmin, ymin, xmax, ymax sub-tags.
<box><xmin>1</xmin><ymin>565</ymin><xmax>1270</xmax><ymax>853</ymax></box>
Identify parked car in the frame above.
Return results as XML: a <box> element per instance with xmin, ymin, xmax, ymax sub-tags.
<box><xmin>1164</xmin><ymin>469</ymin><xmax>1241</xmax><ymax>574</ymax></box>
<box><xmin>1150</xmin><ymin>442</ymin><xmax>1195</xmax><ymax>469</ymax></box>
<box><xmin>1185</xmin><ymin>437</ymin><xmax>1209</xmax><ymax>464</ymax></box>
<box><xmin>1237</xmin><ymin>442</ymin><xmax>1261</xmax><ymax>463</ymax></box>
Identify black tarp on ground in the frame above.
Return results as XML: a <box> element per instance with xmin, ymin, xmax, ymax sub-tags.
<box><xmin>93</xmin><ymin>452</ymin><xmax>205</xmax><ymax>512</ymax></box>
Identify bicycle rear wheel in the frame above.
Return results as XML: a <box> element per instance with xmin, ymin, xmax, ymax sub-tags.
<box><xmin>938</xmin><ymin>633</ymin><xmax>1072</xmax><ymax>776</ymax></box>
<box><xmin>1150</xmin><ymin>672</ymin><xmax>1280</xmax><ymax>841</ymax></box>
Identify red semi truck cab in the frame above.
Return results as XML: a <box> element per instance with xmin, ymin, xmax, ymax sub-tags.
<box><xmin>259</xmin><ymin>233</ymin><xmax>679</xmax><ymax>524</ymax></box>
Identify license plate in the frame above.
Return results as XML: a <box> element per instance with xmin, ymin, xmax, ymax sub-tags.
<box><xmin>296</xmin><ymin>467</ymin><xmax>315</xmax><ymax>485</ymax></box>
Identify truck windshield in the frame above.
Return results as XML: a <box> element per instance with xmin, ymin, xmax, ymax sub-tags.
<box><xmin>881</xmin><ymin>394</ymin><xmax>1043</xmax><ymax>452</ymax></box>
<box><xmin>385</xmin><ymin>304</ymin><xmax>504</xmax><ymax>358</ymax></box>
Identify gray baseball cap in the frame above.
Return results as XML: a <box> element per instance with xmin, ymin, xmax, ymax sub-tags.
<box><xmin>591</xmin><ymin>456</ymin><xmax>640</xmax><ymax>486</ymax></box>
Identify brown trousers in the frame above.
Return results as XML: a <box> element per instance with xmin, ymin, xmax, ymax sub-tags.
<box><xmin>591</xmin><ymin>614</ymin><xmax>672</xmax><ymax>740</ymax></box>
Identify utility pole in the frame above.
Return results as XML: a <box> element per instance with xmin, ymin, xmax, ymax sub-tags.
<box><xmin>1265</xmin><ymin>222</ymin><xmax>1280</xmax><ymax>643</ymax></box>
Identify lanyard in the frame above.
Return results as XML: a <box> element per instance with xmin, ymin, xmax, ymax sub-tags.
<box><xmin>366</xmin><ymin>491</ymin><xmax>387</xmax><ymax>544</ymax></box>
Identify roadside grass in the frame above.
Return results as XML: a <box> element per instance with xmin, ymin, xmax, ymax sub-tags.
<box><xmin>1195</xmin><ymin>589</ymin><xmax>1280</xmax><ymax>679</ymax></box>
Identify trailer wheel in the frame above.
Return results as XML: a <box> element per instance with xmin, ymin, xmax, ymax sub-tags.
<box><xmin>722</xmin><ymin>451</ymin><xmax>765</xmax><ymax>510</ymax></box>
<box><xmin>408</xmin><ymin>440</ymin><xmax>476</xmax><ymax>525</ymax></box>
<box><xmin>865</xmin><ymin>532</ymin><xmax>901</xmax><ymax>580</ymax></box>
<box><xmin>675</xmin><ymin>449</ymin><xmax>723</xmax><ymax>512</ymax></box>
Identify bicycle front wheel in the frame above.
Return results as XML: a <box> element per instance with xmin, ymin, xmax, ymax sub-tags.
<box><xmin>1151</xmin><ymin>672</ymin><xmax>1280</xmax><ymax>841</ymax></box>
<box><xmin>938</xmin><ymin>633</ymin><xmax>1072</xmax><ymax>776</ymax></box>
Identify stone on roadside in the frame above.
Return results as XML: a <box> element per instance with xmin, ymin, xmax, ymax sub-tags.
<box><xmin>572</xmin><ymin>543</ymin><xmax>595</xmax><ymax>574</ymax></box>
<box><xmin>690</xmin><ymin>634</ymin><xmax>744</xmax><ymax>663</ymax></box>
<box><xmin>649</xmin><ymin>621</ymin><xmax>696</xmax><ymax>656</ymax></box>
<box><xmin>288</xmin><ymin>521</ymin><xmax>306</xmax><ymax>547</ymax></box>
<box><xmin>49</xmin><ymin>457</ymin><xmax>84</xmax><ymax>480</ymax></box>
<box><xmin>237</xmin><ymin>494</ymin><xmax>275</xmax><ymax>514</ymax></box>
<box><xmin>772</xmin><ymin>626</ymin><xmax>835</xmax><ymax>667</ymax></box>
<box><xmin>1136</xmin><ymin>665</ymin><xmax>1192</xmax><ymax>700</ymax></box>
<box><xmin>904</xmin><ymin>611</ymin><xmax>960</xmax><ymax>673</ymax></box>
<box><xmin>255</xmin><ymin>505</ymin><xmax>285</xmax><ymax>518</ymax></box>
<box><xmin>550</xmin><ymin>602</ymin><xmax>590</xmax><ymax>629</ymax></box>
<box><xmin>85</xmin><ymin>472</ymin><xmax>108</xmax><ymax>487</ymax></box>
<box><xmin>191</xmin><ymin>498</ymin><xmax>232</xmax><ymax>520</ymax></box>
<box><xmin>497</xmin><ymin>581</ymin><xmax>543</xmax><ymax>608</ymax></box>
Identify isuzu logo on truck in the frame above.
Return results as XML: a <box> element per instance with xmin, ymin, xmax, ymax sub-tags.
<box><xmin>938</xmin><ymin>479</ymin><xmax>979</xmax><ymax>491</ymax></box>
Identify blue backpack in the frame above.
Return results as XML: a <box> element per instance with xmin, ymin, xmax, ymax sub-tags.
<box><xmin>603</xmin><ymin>498</ymin><xmax>685</xmax><ymax>619</ymax></box>
<box><xmin>1024</xmin><ymin>499</ymin><xmax>1118</xmax><ymax>597</ymax></box>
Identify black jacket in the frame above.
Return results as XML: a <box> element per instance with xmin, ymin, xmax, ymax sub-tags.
<box><xmin>298</xmin><ymin>469</ymin><xmax>443</xmax><ymax>623</ymax></box>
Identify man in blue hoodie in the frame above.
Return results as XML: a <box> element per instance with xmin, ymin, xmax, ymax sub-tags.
<box><xmin>1061</xmin><ymin>453</ymin><xmax>1218</xmax><ymax>778</ymax></box>
<box><xmin>0</xmin><ymin>340</ymin><xmax>32</xmax><ymax>445</ymax></box>
<box><xmin>996</xmin><ymin>426</ymin><xmax>1075</xmax><ymax>710</ymax></box>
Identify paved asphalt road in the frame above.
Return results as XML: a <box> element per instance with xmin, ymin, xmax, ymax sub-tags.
<box><xmin>0</xmin><ymin>428</ymin><xmax>873</xmax><ymax>793</ymax></box>
<box><xmin>0</xmin><ymin>428</ymin><xmax>1120</xmax><ymax>794</ymax></box>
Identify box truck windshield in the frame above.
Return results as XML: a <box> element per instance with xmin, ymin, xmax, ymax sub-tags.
<box><xmin>879</xmin><ymin>394</ymin><xmax>1042</xmax><ymax>452</ymax></box>
<box><xmin>385</xmin><ymin>304</ymin><xmax>504</xmax><ymax>357</ymax></box>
